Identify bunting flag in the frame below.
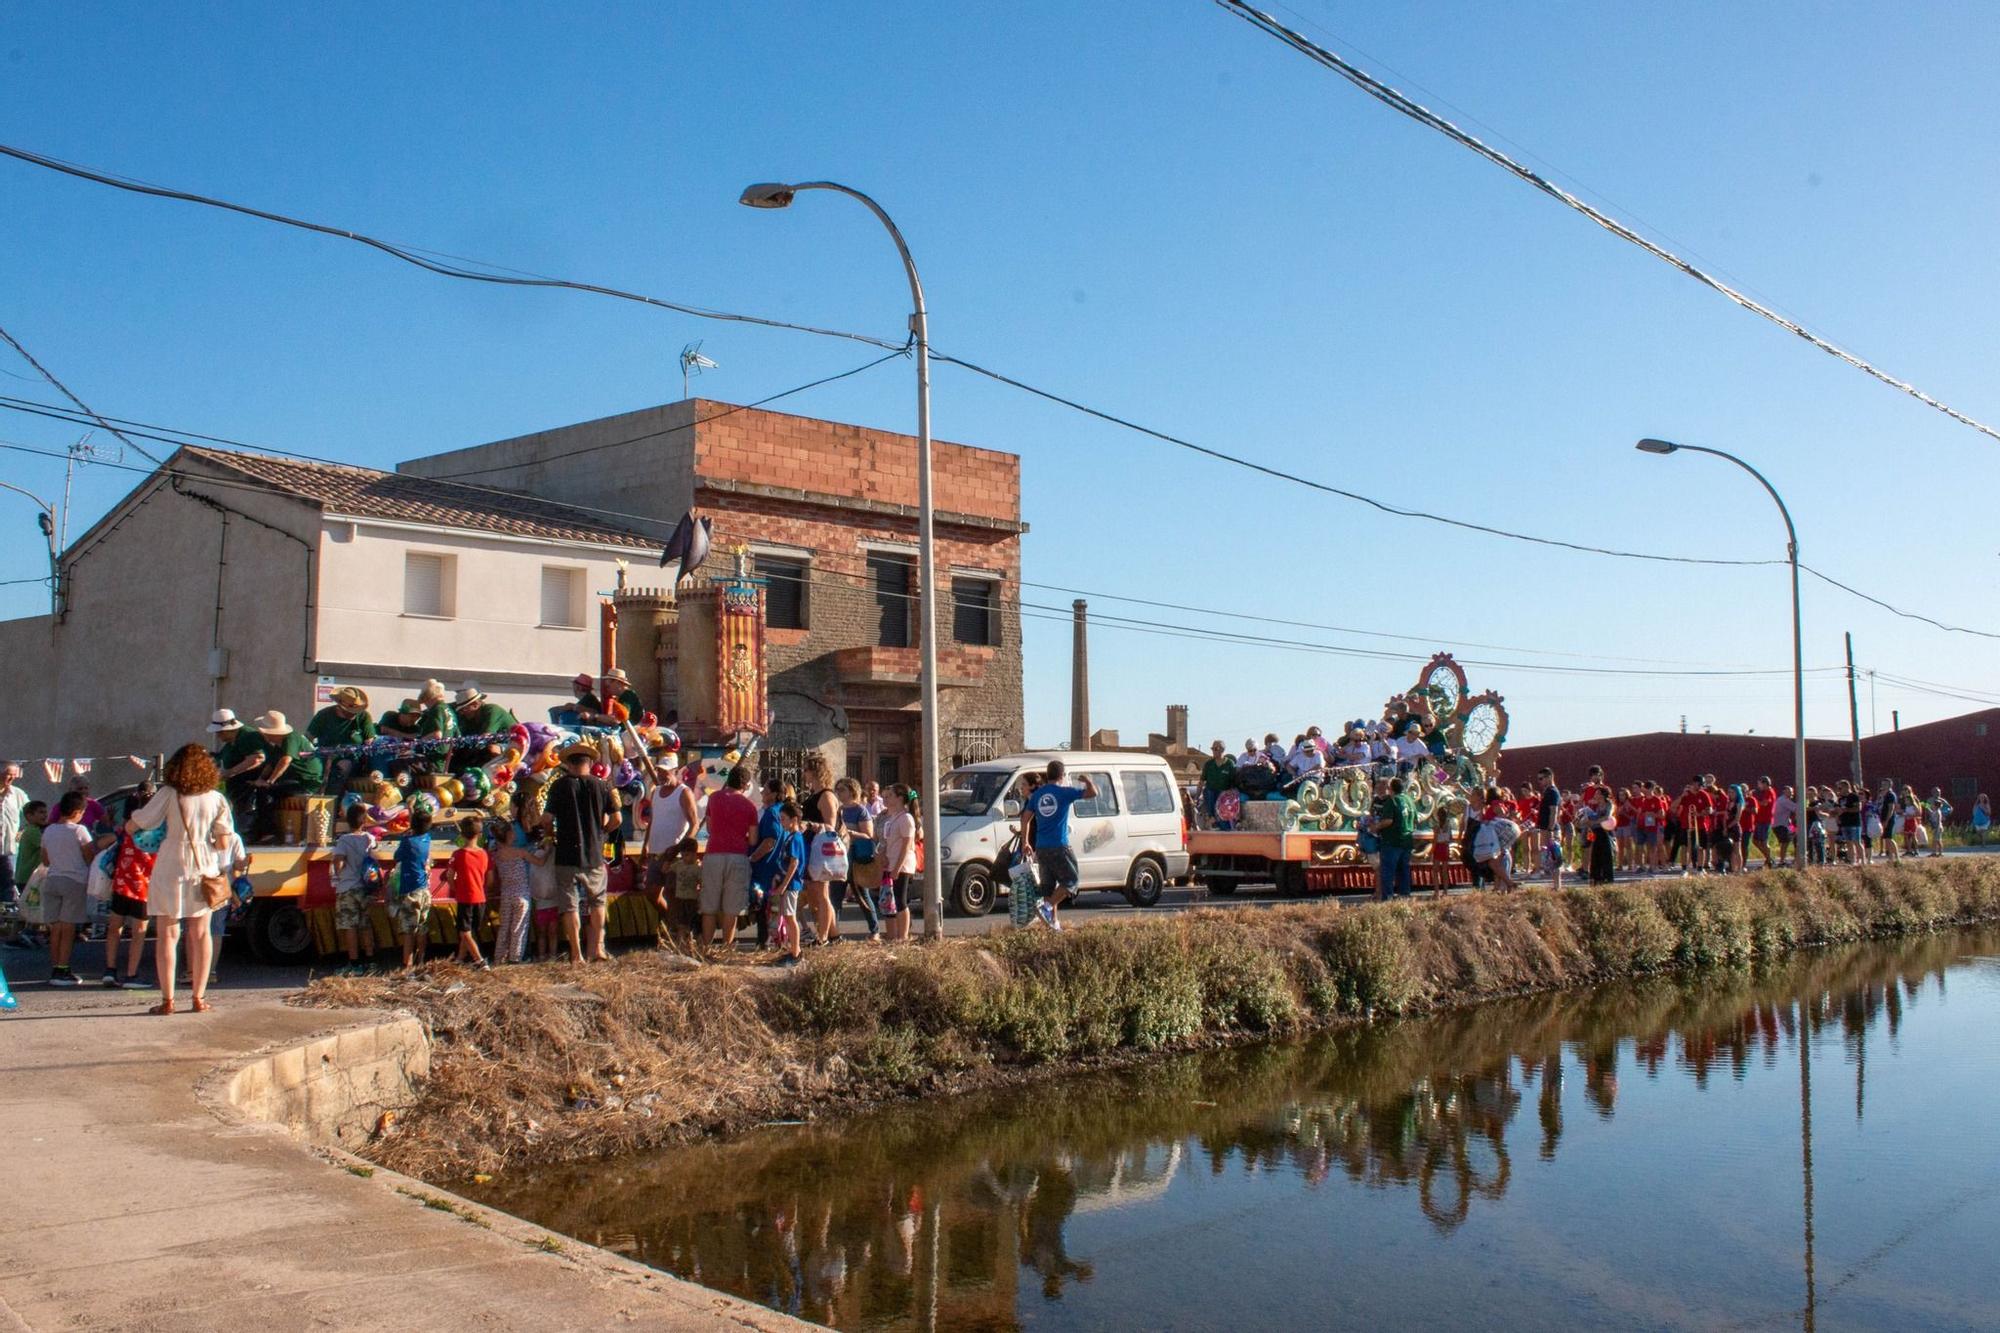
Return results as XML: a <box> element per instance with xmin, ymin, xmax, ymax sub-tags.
<box><xmin>127</xmin><ymin>755</ymin><xmax>149</xmax><ymax>768</ymax></box>
<box><xmin>42</xmin><ymin>758</ymin><xmax>63</xmax><ymax>783</ymax></box>
<box><xmin>71</xmin><ymin>758</ymin><xmax>91</xmax><ymax>776</ymax></box>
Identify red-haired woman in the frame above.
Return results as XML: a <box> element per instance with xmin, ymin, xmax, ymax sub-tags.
<box><xmin>126</xmin><ymin>743</ymin><xmax>237</xmax><ymax>1014</ymax></box>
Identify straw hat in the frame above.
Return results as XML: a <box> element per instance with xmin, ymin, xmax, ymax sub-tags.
<box><xmin>253</xmin><ymin>710</ymin><xmax>294</xmax><ymax>736</ymax></box>
<box><xmin>207</xmin><ymin>708</ymin><xmax>242</xmax><ymax>734</ymax></box>
<box><xmin>560</xmin><ymin>739</ymin><xmax>598</xmax><ymax>762</ymax></box>
<box><xmin>602</xmin><ymin>667</ymin><xmax>630</xmax><ymax>687</ymax></box>
<box><xmin>331</xmin><ymin>686</ymin><xmax>369</xmax><ymax>710</ymax></box>
<box><xmin>453</xmin><ymin>682</ymin><xmax>486</xmax><ymax>707</ymax></box>
<box><xmin>571</xmin><ymin>672</ymin><xmax>595</xmax><ymax>694</ymax></box>
<box><xmin>416</xmin><ymin>678</ymin><xmax>446</xmax><ymax>705</ymax></box>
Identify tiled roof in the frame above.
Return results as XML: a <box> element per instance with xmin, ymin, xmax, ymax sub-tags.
<box><xmin>179</xmin><ymin>446</ymin><xmax>659</xmax><ymax>550</ymax></box>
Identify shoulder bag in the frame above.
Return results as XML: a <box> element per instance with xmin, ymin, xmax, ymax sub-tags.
<box><xmin>178</xmin><ymin>795</ymin><xmax>233</xmax><ymax>912</ymax></box>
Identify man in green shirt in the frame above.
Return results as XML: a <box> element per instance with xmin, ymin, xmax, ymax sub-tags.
<box><xmin>1199</xmin><ymin>740</ymin><xmax>1236</xmax><ymax>827</ymax></box>
<box><xmin>305</xmin><ymin>686</ymin><xmax>378</xmax><ymax>793</ymax></box>
<box><xmin>450</xmin><ymin>684</ymin><xmax>519</xmax><ymax>772</ymax></box>
<box><xmin>378</xmin><ymin>698</ymin><xmax>423</xmax><ymax>739</ymax></box>
<box><xmin>210</xmin><ymin>707</ymin><xmax>268</xmax><ymax>818</ymax></box>
<box><xmin>1370</xmin><ymin>776</ymin><xmax>1418</xmax><ymax>900</ymax></box>
<box><xmin>245</xmin><ymin>710</ymin><xmax>321</xmax><ymax>843</ymax></box>
<box><xmin>601</xmin><ymin>668</ymin><xmax>646</xmax><ymax>723</ymax></box>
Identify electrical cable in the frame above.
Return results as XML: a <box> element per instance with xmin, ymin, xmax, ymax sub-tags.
<box><xmin>0</xmin><ymin>141</ymin><xmax>905</xmax><ymax>354</ymax></box>
<box><xmin>1212</xmin><ymin>0</ymin><xmax>2000</xmax><ymax>445</ymax></box>
<box><xmin>1799</xmin><ymin>566</ymin><xmax>2000</xmax><ymax>642</ymax></box>
<box><xmin>0</xmin><ymin>321</ymin><xmax>164</xmax><ymax>464</ymax></box>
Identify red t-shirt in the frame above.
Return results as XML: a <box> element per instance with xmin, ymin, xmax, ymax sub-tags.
<box><xmin>1581</xmin><ymin>782</ymin><xmax>1609</xmax><ymax>807</ymax></box>
<box><xmin>1752</xmin><ymin>789</ymin><xmax>1777</xmax><ymax>825</ymax></box>
<box><xmin>447</xmin><ymin>846</ymin><xmax>489</xmax><ymax>905</ymax></box>
<box><xmin>704</xmin><ymin>789</ymin><xmax>759</xmax><ymax>857</ymax></box>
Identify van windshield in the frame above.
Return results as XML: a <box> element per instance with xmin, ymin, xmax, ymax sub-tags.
<box><xmin>941</xmin><ymin>768</ymin><xmax>1013</xmax><ymax>817</ymax></box>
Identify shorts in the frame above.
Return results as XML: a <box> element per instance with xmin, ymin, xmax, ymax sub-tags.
<box><xmin>533</xmin><ymin>906</ymin><xmax>559</xmax><ymax>930</ymax></box>
<box><xmin>391</xmin><ymin>889</ymin><xmax>432</xmax><ymax>937</ymax></box>
<box><xmin>554</xmin><ymin>864</ymin><xmax>607</xmax><ymax>912</ymax></box>
<box><xmin>334</xmin><ymin>889</ymin><xmax>372</xmax><ymax>932</ymax></box>
<box><xmin>663</xmin><ymin>892</ymin><xmax>701</xmax><ymax>933</ymax></box>
<box><xmin>769</xmin><ymin>886</ymin><xmax>800</xmax><ymax>918</ymax></box>
<box><xmin>1753</xmin><ymin>824</ymin><xmax>1772</xmax><ymax>842</ymax></box>
<box><xmin>41</xmin><ymin>874</ymin><xmax>89</xmax><ymax>926</ymax></box>
<box><xmin>1035</xmin><ymin>846</ymin><xmax>1080</xmax><ymax>894</ymax></box>
<box><xmin>457</xmin><ymin>902</ymin><xmax>485</xmax><ymax>938</ymax></box>
<box><xmin>108</xmin><ymin>893</ymin><xmax>148</xmax><ymax>919</ymax></box>
<box><xmin>700</xmin><ymin>854</ymin><xmax>752</xmax><ymax>917</ymax></box>
<box><xmin>1637</xmin><ymin>827</ymin><xmax>1662</xmax><ymax>847</ymax></box>
<box><xmin>1775</xmin><ymin>825</ymin><xmax>1794</xmax><ymax>845</ymax></box>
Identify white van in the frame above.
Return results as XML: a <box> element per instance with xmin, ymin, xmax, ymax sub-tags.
<box><xmin>936</xmin><ymin>751</ymin><xmax>1191</xmax><ymax>915</ymax></box>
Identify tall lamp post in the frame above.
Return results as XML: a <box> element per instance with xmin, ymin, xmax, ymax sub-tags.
<box><xmin>1636</xmin><ymin>438</ymin><xmax>1805</xmax><ymax>803</ymax></box>
<box><xmin>0</xmin><ymin>479</ymin><xmax>60</xmax><ymax>615</ymax></box>
<box><xmin>740</xmin><ymin>180</ymin><xmax>945</xmax><ymax>939</ymax></box>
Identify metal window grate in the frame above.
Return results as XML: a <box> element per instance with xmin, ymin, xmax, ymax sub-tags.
<box><xmin>950</xmin><ymin>726</ymin><xmax>1002</xmax><ymax>767</ymax></box>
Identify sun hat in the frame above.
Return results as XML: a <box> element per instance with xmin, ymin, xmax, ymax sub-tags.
<box><xmin>253</xmin><ymin>710</ymin><xmax>294</xmax><ymax>736</ymax></box>
<box><xmin>207</xmin><ymin>708</ymin><xmax>242</xmax><ymax>733</ymax></box>
<box><xmin>331</xmin><ymin>686</ymin><xmax>369</xmax><ymax>710</ymax></box>
<box><xmin>397</xmin><ymin>698</ymin><xmax>420</xmax><ymax>714</ymax></box>
<box><xmin>453</xmin><ymin>683</ymin><xmax>485</xmax><ymax>707</ymax></box>
<box><xmin>417</xmin><ymin>678</ymin><xmax>446</xmax><ymax>705</ymax></box>
<box><xmin>602</xmin><ymin>667</ymin><xmax>630</xmax><ymax>687</ymax></box>
<box><xmin>560</xmin><ymin>739</ymin><xmax>598</xmax><ymax>762</ymax></box>
<box><xmin>571</xmin><ymin>672</ymin><xmax>595</xmax><ymax>693</ymax></box>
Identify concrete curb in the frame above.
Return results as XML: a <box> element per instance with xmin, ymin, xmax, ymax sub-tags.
<box><xmin>203</xmin><ymin>1010</ymin><xmax>809</xmax><ymax>1331</ymax></box>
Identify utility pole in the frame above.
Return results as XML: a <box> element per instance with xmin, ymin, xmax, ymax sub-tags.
<box><xmin>1844</xmin><ymin>633</ymin><xmax>1863</xmax><ymax>788</ymax></box>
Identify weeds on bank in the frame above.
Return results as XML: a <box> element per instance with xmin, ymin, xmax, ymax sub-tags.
<box><xmin>304</xmin><ymin>858</ymin><xmax>2000</xmax><ymax>1180</ymax></box>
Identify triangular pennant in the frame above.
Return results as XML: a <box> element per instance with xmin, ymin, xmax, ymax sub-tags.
<box><xmin>42</xmin><ymin>758</ymin><xmax>64</xmax><ymax>783</ymax></box>
<box><xmin>72</xmin><ymin>758</ymin><xmax>92</xmax><ymax>776</ymax></box>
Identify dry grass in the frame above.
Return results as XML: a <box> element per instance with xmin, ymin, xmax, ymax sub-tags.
<box><xmin>301</xmin><ymin>858</ymin><xmax>2000</xmax><ymax>1179</ymax></box>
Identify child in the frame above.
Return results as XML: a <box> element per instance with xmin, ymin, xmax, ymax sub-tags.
<box><xmin>446</xmin><ymin>817</ymin><xmax>490</xmax><ymax>970</ymax></box>
<box><xmin>877</xmin><ymin>787</ymin><xmax>917</xmax><ymax>943</ymax></box>
<box><xmin>1540</xmin><ymin>820</ymin><xmax>1567</xmax><ymax>891</ymax></box>
<box><xmin>529</xmin><ymin>823</ymin><xmax>562</xmax><ymax>962</ymax></box>
<box><xmin>329</xmin><ymin>804</ymin><xmax>381</xmax><ymax>975</ymax></box>
<box><xmin>6</xmin><ymin>800</ymin><xmax>48</xmax><ymax>952</ymax></box>
<box><xmin>389</xmin><ymin>808</ymin><xmax>435</xmax><ymax>971</ymax></box>
<box><xmin>40</xmin><ymin>792</ymin><xmax>109</xmax><ymax>986</ymax></box>
<box><xmin>104</xmin><ymin>791</ymin><xmax>163</xmax><ymax>987</ymax></box>
<box><xmin>207</xmin><ymin>823</ymin><xmax>250</xmax><ymax>987</ymax></box>
<box><xmin>768</xmin><ymin>802</ymin><xmax>807</xmax><ymax>966</ymax></box>
<box><xmin>493</xmin><ymin>812</ymin><xmax>547</xmax><ymax>964</ymax></box>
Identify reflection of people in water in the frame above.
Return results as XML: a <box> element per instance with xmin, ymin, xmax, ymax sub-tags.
<box><xmin>1582</xmin><ymin>1040</ymin><xmax>1620</xmax><ymax>1116</ymax></box>
<box><xmin>1020</xmin><ymin>1162</ymin><xmax>1095</xmax><ymax>1299</ymax></box>
<box><xmin>1535</xmin><ymin>1050</ymin><xmax>1563</xmax><ymax>1161</ymax></box>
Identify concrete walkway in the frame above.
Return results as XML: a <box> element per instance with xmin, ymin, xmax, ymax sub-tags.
<box><xmin>0</xmin><ymin>986</ymin><xmax>803</xmax><ymax>1332</ymax></box>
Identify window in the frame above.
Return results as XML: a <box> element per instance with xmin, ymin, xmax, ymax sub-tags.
<box><xmin>952</xmin><ymin>577</ymin><xmax>1000</xmax><ymax>646</ymax></box>
<box><xmin>870</xmin><ymin>553</ymin><xmax>913</xmax><ymax>647</ymax></box>
<box><xmin>1074</xmin><ymin>772</ymin><xmax>1119</xmax><ymax>819</ymax></box>
<box><xmin>403</xmin><ymin>552</ymin><xmax>455</xmax><ymax>618</ymax></box>
<box><xmin>757</xmin><ymin>556</ymin><xmax>809</xmax><ymax>630</ymax></box>
<box><xmin>540</xmin><ymin>565</ymin><xmax>586</xmax><ymax>629</ymax></box>
<box><xmin>1120</xmin><ymin>768</ymin><xmax>1178</xmax><ymax>815</ymax></box>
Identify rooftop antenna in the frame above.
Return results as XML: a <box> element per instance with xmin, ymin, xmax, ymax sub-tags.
<box><xmin>679</xmin><ymin>341</ymin><xmax>718</xmax><ymax>399</ymax></box>
<box><xmin>59</xmin><ymin>432</ymin><xmax>122</xmax><ymax>551</ymax></box>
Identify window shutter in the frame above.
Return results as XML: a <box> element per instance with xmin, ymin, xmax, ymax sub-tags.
<box><xmin>541</xmin><ymin>566</ymin><xmax>576</xmax><ymax>627</ymax></box>
<box><xmin>405</xmin><ymin>553</ymin><xmax>445</xmax><ymax>617</ymax></box>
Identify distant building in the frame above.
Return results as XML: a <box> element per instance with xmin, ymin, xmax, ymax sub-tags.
<box><xmin>1501</xmin><ymin>709</ymin><xmax>2000</xmax><ymax>809</ymax></box>
<box><xmin>1085</xmin><ymin>705</ymin><xmax>1203</xmax><ymax>785</ymax></box>
<box><xmin>0</xmin><ymin>400</ymin><xmax>1027</xmax><ymax>791</ymax></box>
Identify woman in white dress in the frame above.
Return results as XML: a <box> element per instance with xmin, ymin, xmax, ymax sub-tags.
<box><xmin>126</xmin><ymin>743</ymin><xmax>236</xmax><ymax>1014</ymax></box>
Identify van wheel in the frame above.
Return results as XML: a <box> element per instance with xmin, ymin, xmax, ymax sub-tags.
<box><xmin>950</xmin><ymin>863</ymin><xmax>996</xmax><ymax>917</ymax></box>
<box><xmin>1124</xmin><ymin>855</ymin><xmax>1167</xmax><ymax>908</ymax></box>
<box><xmin>249</xmin><ymin>900</ymin><xmax>313</xmax><ymax>964</ymax></box>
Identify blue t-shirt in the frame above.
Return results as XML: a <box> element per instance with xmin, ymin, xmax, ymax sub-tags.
<box><xmin>750</xmin><ymin>805</ymin><xmax>786</xmax><ymax>887</ymax></box>
<box><xmin>1030</xmin><ymin>784</ymin><xmax>1087</xmax><ymax>849</ymax></box>
<box><xmin>772</xmin><ymin>829</ymin><xmax>806</xmax><ymax>892</ymax></box>
<box><xmin>393</xmin><ymin>832</ymin><xmax>432</xmax><ymax>896</ymax></box>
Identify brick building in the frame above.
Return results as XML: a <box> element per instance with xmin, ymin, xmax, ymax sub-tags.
<box><xmin>1501</xmin><ymin>708</ymin><xmax>2000</xmax><ymax>811</ymax></box>
<box><xmin>400</xmin><ymin>400</ymin><xmax>1026</xmax><ymax>788</ymax></box>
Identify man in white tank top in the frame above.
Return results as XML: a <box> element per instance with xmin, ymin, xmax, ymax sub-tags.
<box><xmin>639</xmin><ymin>766</ymin><xmax>701</xmax><ymax>950</ymax></box>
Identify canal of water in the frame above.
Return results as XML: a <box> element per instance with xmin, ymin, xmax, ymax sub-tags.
<box><xmin>465</xmin><ymin>928</ymin><xmax>2000</xmax><ymax>1330</ymax></box>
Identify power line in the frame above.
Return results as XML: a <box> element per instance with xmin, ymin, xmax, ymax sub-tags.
<box><xmin>0</xmin><ymin>321</ymin><xmax>163</xmax><ymax>465</ymax></box>
<box><xmin>1800</xmin><ymin>566</ymin><xmax>2000</xmax><ymax>642</ymax></box>
<box><xmin>0</xmin><ymin>141</ymin><xmax>905</xmax><ymax>355</ymax></box>
<box><xmin>1213</xmin><ymin>1</ymin><xmax>2000</xmax><ymax>446</ymax></box>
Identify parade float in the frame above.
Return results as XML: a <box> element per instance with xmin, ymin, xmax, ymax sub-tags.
<box><xmin>1192</xmin><ymin>653</ymin><xmax>1509</xmax><ymax>897</ymax></box>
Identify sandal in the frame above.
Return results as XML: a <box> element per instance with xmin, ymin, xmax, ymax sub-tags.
<box><xmin>190</xmin><ymin>997</ymin><xmax>212</xmax><ymax>1013</ymax></box>
<box><xmin>148</xmin><ymin>1000</ymin><xmax>175</xmax><ymax>1016</ymax></box>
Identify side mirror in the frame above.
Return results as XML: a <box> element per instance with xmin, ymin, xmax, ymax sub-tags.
<box><xmin>1003</xmin><ymin>798</ymin><xmax>1022</xmax><ymax>818</ymax></box>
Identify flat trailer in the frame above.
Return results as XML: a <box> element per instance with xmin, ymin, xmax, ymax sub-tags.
<box><xmin>1189</xmin><ymin>828</ymin><xmax>1471</xmax><ymax>898</ymax></box>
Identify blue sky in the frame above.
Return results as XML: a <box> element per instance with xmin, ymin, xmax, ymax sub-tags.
<box><xmin>2</xmin><ymin>2</ymin><xmax>1995</xmax><ymax>748</ymax></box>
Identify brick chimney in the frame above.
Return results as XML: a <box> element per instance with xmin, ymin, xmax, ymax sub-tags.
<box><xmin>1166</xmin><ymin>704</ymin><xmax>1189</xmax><ymax>751</ymax></box>
<box><xmin>1070</xmin><ymin>599</ymin><xmax>1090</xmax><ymax>752</ymax></box>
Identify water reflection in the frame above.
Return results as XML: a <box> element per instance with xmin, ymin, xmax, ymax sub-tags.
<box><xmin>466</xmin><ymin>930</ymin><xmax>1994</xmax><ymax>1331</ymax></box>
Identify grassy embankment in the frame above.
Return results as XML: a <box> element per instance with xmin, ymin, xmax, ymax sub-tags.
<box><xmin>304</xmin><ymin>858</ymin><xmax>2000</xmax><ymax>1179</ymax></box>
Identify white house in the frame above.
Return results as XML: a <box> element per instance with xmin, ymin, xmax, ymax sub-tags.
<box><xmin>0</xmin><ymin>445</ymin><xmax>660</xmax><ymax>766</ymax></box>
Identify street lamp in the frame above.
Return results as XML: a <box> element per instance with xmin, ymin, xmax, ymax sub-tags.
<box><xmin>0</xmin><ymin>479</ymin><xmax>60</xmax><ymax>615</ymax></box>
<box><xmin>1636</xmin><ymin>438</ymin><xmax>1805</xmax><ymax>806</ymax></box>
<box><xmin>741</xmin><ymin>179</ymin><xmax>945</xmax><ymax>939</ymax></box>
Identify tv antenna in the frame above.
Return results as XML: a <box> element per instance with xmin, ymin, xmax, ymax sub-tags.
<box><xmin>679</xmin><ymin>341</ymin><xmax>718</xmax><ymax>399</ymax></box>
<box><xmin>58</xmin><ymin>433</ymin><xmax>123</xmax><ymax>550</ymax></box>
